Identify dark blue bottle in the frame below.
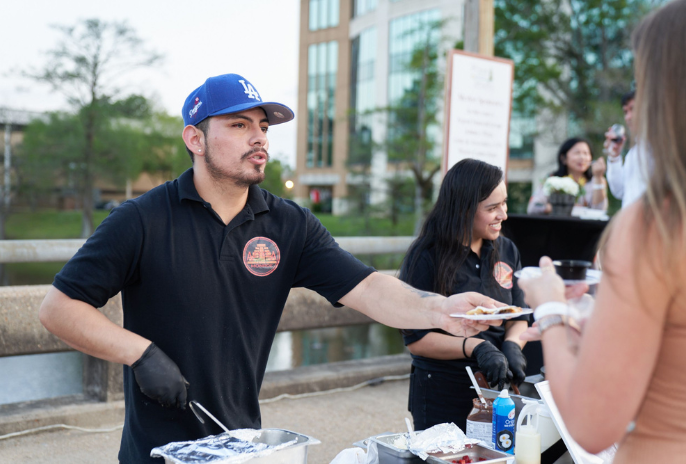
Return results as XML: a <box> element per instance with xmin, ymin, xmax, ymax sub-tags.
<box><xmin>492</xmin><ymin>388</ymin><xmax>516</xmax><ymax>454</ymax></box>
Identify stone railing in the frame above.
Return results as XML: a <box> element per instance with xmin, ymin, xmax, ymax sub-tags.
<box><xmin>0</xmin><ymin>237</ymin><xmax>414</xmax><ymax>404</ymax></box>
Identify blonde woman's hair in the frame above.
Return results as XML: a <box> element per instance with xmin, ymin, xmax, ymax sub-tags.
<box><xmin>624</xmin><ymin>0</ymin><xmax>686</xmax><ymax>272</ymax></box>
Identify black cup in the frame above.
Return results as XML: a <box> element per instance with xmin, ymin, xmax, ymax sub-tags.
<box><xmin>553</xmin><ymin>260</ymin><xmax>592</xmax><ymax>280</ymax></box>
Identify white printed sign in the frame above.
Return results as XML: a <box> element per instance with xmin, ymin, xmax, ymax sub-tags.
<box><xmin>443</xmin><ymin>50</ymin><xmax>514</xmax><ymax>175</ymax></box>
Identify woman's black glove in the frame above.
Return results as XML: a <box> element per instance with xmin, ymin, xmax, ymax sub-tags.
<box><xmin>471</xmin><ymin>340</ymin><xmax>513</xmax><ymax>390</ymax></box>
<box><xmin>501</xmin><ymin>340</ymin><xmax>527</xmax><ymax>386</ymax></box>
<box><xmin>131</xmin><ymin>343</ymin><xmax>189</xmax><ymax>409</ymax></box>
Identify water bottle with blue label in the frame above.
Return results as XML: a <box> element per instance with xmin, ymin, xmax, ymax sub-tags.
<box><xmin>492</xmin><ymin>388</ymin><xmax>516</xmax><ymax>454</ymax></box>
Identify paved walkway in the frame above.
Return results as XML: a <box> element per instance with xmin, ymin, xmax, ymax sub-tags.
<box><xmin>0</xmin><ymin>377</ymin><xmax>411</xmax><ymax>464</ymax></box>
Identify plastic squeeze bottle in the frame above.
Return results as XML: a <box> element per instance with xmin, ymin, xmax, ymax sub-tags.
<box><xmin>515</xmin><ymin>418</ymin><xmax>541</xmax><ymax>464</ymax></box>
<box><xmin>492</xmin><ymin>389</ymin><xmax>516</xmax><ymax>455</ymax></box>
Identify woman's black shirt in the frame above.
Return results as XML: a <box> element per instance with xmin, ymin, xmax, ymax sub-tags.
<box><xmin>400</xmin><ymin>236</ymin><xmax>528</xmax><ymax>373</ymax></box>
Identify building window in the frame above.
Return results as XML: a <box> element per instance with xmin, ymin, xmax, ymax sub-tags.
<box><xmin>387</xmin><ymin>9</ymin><xmax>441</xmax><ymax>105</ymax></box>
<box><xmin>387</xmin><ymin>9</ymin><xmax>441</xmax><ymax>159</ymax></box>
<box><xmin>309</xmin><ymin>0</ymin><xmax>340</xmax><ymax>31</ymax></box>
<box><xmin>353</xmin><ymin>0</ymin><xmax>377</xmax><ymax>17</ymax></box>
<box><xmin>307</xmin><ymin>41</ymin><xmax>338</xmax><ymax>168</ymax></box>
<box><xmin>509</xmin><ymin>115</ymin><xmax>536</xmax><ymax>159</ymax></box>
<box><xmin>349</xmin><ymin>28</ymin><xmax>377</xmax><ymax>166</ymax></box>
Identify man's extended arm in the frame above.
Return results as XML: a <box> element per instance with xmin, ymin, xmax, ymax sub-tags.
<box><xmin>339</xmin><ymin>272</ymin><xmax>501</xmax><ymax>337</ymax></box>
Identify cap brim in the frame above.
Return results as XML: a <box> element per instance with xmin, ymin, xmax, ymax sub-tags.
<box><xmin>209</xmin><ymin>101</ymin><xmax>294</xmax><ymax>125</ymax></box>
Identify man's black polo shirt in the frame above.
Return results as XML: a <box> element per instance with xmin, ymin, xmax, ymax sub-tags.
<box><xmin>53</xmin><ymin>168</ymin><xmax>375</xmax><ymax>463</ymax></box>
<box><xmin>399</xmin><ymin>237</ymin><xmax>527</xmax><ymax>373</ymax></box>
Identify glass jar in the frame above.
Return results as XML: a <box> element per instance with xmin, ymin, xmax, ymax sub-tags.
<box><xmin>466</xmin><ymin>397</ymin><xmax>493</xmax><ymax>445</ymax></box>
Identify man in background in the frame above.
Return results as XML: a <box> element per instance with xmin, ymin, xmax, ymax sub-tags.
<box><xmin>605</xmin><ymin>90</ymin><xmax>652</xmax><ymax>208</ymax></box>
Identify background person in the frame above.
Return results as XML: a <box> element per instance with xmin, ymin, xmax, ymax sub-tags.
<box><xmin>38</xmin><ymin>74</ymin><xmax>502</xmax><ymax>464</ymax></box>
<box><xmin>527</xmin><ymin>138</ymin><xmax>608</xmax><ymax>214</ymax></box>
<box><xmin>518</xmin><ymin>2</ymin><xmax>686</xmax><ymax>461</ymax></box>
<box><xmin>399</xmin><ymin>159</ymin><xmax>528</xmax><ymax>432</ymax></box>
<box><xmin>604</xmin><ymin>90</ymin><xmax>653</xmax><ymax>208</ymax></box>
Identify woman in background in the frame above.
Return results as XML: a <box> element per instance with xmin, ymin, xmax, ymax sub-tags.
<box><xmin>518</xmin><ymin>1</ymin><xmax>686</xmax><ymax>461</ymax></box>
<box><xmin>400</xmin><ymin>159</ymin><xmax>528</xmax><ymax>432</ymax></box>
<box><xmin>527</xmin><ymin>138</ymin><xmax>608</xmax><ymax>214</ymax></box>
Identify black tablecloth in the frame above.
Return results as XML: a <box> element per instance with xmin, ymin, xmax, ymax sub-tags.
<box><xmin>502</xmin><ymin>214</ymin><xmax>609</xmax><ymax>376</ymax></box>
<box><xmin>501</xmin><ymin>214</ymin><xmax>609</xmax><ymax>267</ymax></box>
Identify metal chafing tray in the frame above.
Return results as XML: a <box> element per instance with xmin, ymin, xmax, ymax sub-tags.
<box><xmin>368</xmin><ymin>433</ymin><xmax>424</xmax><ymax>463</ymax></box>
<box><xmin>354</xmin><ymin>433</ymin><xmax>510</xmax><ymax>464</ymax></box>
<box><xmin>155</xmin><ymin>428</ymin><xmax>320</xmax><ymax>464</ymax></box>
<box><xmin>248</xmin><ymin>429</ymin><xmax>320</xmax><ymax>464</ymax></box>
<box><xmin>425</xmin><ymin>445</ymin><xmax>511</xmax><ymax>463</ymax></box>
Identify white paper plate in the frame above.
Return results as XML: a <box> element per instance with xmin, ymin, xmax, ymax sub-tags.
<box><xmin>450</xmin><ymin>308</ymin><xmax>533</xmax><ymax>320</ymax></box>
<box><xmin>514</xmin><ymin>267</ymin><xmax>602</xmax><ymax>285</ymax></box>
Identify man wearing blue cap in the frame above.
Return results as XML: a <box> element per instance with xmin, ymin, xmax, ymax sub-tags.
<box><xmin>39</xmin><ymin>74</ymin><xmax>502</xmax><ymax>463</ymax></box>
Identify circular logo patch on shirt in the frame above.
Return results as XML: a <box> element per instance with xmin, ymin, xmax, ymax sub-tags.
<box><xmin>243</xmin><ymin>237</ymin><xmax>281</xmax><ymax>276</ymax></box>
<box><xmin>494</xmin><ymin>261</ymin><xmax>514</xmax><ymax>289</ymax></box>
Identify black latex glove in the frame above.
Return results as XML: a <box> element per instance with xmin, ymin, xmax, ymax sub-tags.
<box><xmin>471</xmin><ymin>340</ymin><xmax>513</xmax><ymax>391</ymax></box>
<box><xmin>131</xmin><ymin>343</ymin><xmax>189</xmax><ymax>409</ymax></box>
<box><xmin>501</xmin><ymin>340</ymin><xmax>527</xmax><ymax>386</ymax></box>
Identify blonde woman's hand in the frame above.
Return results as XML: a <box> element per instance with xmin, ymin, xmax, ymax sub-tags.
<box><xmin>518</xmin><ymin>257</ymin><xmax>566</xmax><ymax>309</ymax></box>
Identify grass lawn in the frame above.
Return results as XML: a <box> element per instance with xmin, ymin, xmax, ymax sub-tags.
<box><xmin>2</xmin><ymin>209</ymin><xmax>414</xmax><ymax>285</ymax></box>
<box><xmin>5</xmin><ymin>210</ymin><xmax>110</xmax><ymax>240</ymax></box>
<box><xmin>316</xmin><ymin>213</ymin><xmax>416</xmax><ymax>236</ymax></box>
<box><xmin>3</xmin><ymin>209</ymin><xmax>109</xmax><ymax>285</ymax></box>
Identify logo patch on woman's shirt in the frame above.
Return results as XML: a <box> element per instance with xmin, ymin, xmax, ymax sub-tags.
<box><xmin>243</xmin><ymin>237</ymin><xmax>280</xmax><ymax>276</ymax></box>
<box><xmin>494</xmin><ymin>261</ymin><xmax>514</xmax><ymax>289</ymax></box>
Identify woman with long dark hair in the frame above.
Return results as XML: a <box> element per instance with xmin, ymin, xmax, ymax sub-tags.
<box><xmin>527</xmin><ymin>137</ymin><xmax>608</xmax><ymax>214</ymax></box>
<box><xmin>400</xmin><ymin>159</ymin><xmax>528</xmax><ymax>432</ymax></box>
<box><xmin>519</xmin><ymin>1</ymin><xmax>686</xmax><ymax>460</ymax></box>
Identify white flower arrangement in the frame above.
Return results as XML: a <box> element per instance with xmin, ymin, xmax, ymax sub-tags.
<box><xmin>542</xmin><ymin>176</ymin><xmax>580</xmax><ymax>196</ymax></box>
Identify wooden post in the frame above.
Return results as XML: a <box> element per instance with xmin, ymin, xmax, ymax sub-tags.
<box><xmin>463</xmin><ymin>0</ymin><xmax>495</xmax><ymax>57</ymax></box>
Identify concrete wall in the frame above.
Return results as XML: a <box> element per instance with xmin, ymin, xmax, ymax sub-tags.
<box><xmin>0</xmin><ymin>281</ymin><xmax>413</xmax><ymax>435</ymax></box>
<box><xmin>0</xmin><ymin>284</ymin><xmax>384</xmax><ymax>402</ymax></box>
<box><xmin>0</xmin><ymin>237</ymin><xmax>413</xmax><ymax>435</ymax></box>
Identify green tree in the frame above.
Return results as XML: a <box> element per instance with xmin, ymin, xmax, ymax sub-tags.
<box><xmin>18</xmin><ymin>112</ymin><xmax>83</xmax><ymax>210</ymax></box>
<box><xmin>386</xmin><ymin>42</ymin><xmax>441</xmax><ymax>231</ymax></box>
<box><xmin>260</xmin><ymin>158</ymin><xmax>290</xmax><ymax>198</ymax></box>
<box><xmin>386</xmin><ymin>20</ymin><xmax>447</xmax><ymax>232</ymax></box>
<box><xmin>348</xmin><ymin>19</ymin><xmax>447</xmax><ymax>232</ymax></box>
<box><xmin>23</xmin><ymin>18</ymin><xmax>162</xmax><ymax>237</ymax></box>
<box><xmin>494</xmin><ymin>0</ymin><xmax>667</xmax><ymax>134</ymax></box>
<box><xmin>19</xmin><ymin>105</ymin><xmax>188</xmax><ymax>212</ymax></box>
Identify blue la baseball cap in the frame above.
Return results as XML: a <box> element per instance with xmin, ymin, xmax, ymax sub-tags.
<box><xmin>182</xmin><ymin>73</ymin><xmax>294</xmax><ymax>127</ymax></box>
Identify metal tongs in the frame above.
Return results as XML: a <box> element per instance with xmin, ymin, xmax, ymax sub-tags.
<box><xmin>189</xmin><ymin>400</ymin><xmax>231</xmax><ymax>434</ymax></box>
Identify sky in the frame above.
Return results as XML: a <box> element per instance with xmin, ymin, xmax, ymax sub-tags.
<box><xmin>0</xmin><ymin>0</ymin><xmax>301</xmax><ymax>167</ymax></box>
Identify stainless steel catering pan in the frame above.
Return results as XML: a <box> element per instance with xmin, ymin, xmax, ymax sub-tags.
<box><xmin>248</xmin><ymin>429</ymin><xmax>320</xmax><ymax>464</ymax></box>
<box><xmin>354</xmin><ymin>433</ymin><xmax>510</xmax><ymax>464</ymax></box>
<box><xmin>156</xmin><ymin>428</ymin><xmax>320</xmax><ymax>464</ymax></box>
<box><xmin>354</xmin><ymin>433</ymin><xmax>424</xmax><ymax>463</ymax></box>
<box><xmin>425</xmin><ymin>444</ymin><xmax>511</xmax><ymax>463</ymax></box>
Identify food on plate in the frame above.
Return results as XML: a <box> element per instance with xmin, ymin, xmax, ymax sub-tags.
<box><xmin>466</xmin><ymin>305</ymin><xmax>523</xmax><ymax>316</ymax></box>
